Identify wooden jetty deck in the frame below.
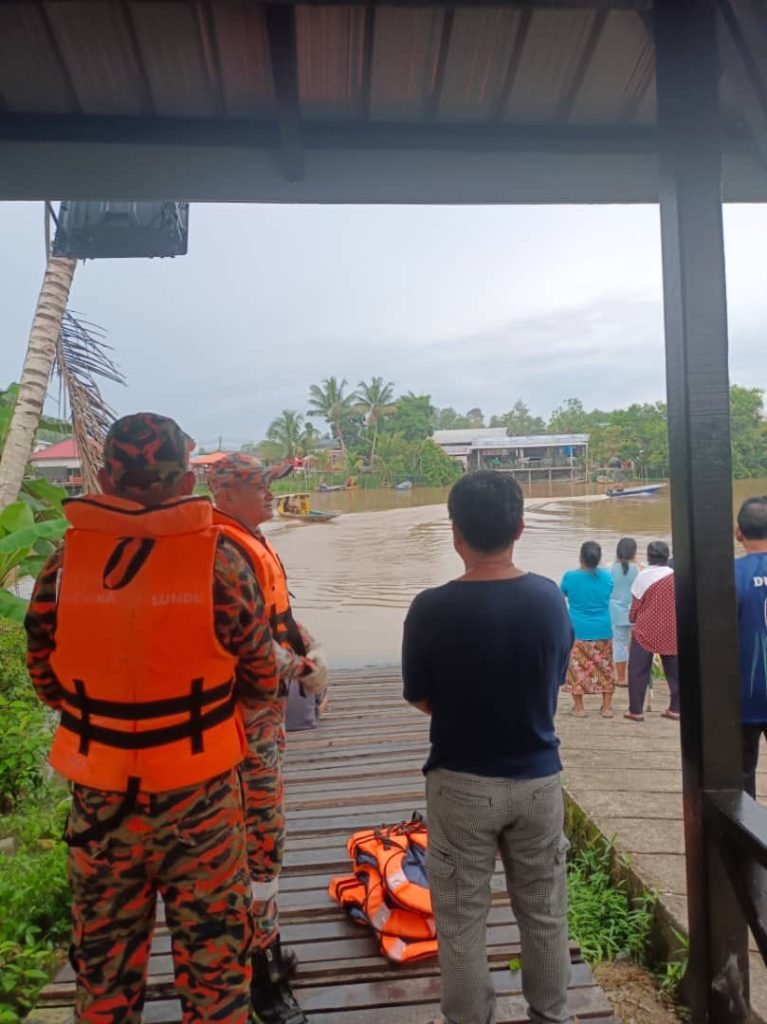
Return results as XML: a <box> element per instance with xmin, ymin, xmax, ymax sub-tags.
<box><xmin>30</xmin><ymin>668</ymin><xmax>615</xmax><ymax>1023</ymax></box>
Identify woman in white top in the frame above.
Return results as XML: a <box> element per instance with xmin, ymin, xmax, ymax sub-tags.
<box><xmin>609</xmin><ymin>537</ymin><xmax>641</xmax><ymax>686</ymax></box>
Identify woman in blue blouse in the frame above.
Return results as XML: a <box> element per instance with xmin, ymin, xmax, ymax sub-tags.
<box><xmin>561</xmin><ymin>541</ymin><xmax>615</xmax><ymax>717</ymax></box>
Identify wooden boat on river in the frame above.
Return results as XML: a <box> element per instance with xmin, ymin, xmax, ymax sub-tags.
<box><xmin>275</xmin><ymin>492</ymin><xmax>341</xmax><ymax>522</ymax></box>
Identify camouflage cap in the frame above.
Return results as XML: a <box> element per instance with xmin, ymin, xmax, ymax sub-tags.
<box><xmin>103</xmin><ymin>412</ymin><xmax>194</xmax><ymax>489</ymax></box>
<box><xmin>207</xmin><ymin>453</ymin><xmax>293</xmax><ymax>496</ymax></box>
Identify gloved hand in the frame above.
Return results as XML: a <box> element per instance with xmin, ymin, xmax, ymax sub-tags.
<box><xmin>301</xmin><ymin>645</ymin><xmax>329</xmax><ymax>695</ymax></box>
<box><xmin>273</xmin><ymin>641</ymin><xmax>300</xmax><ymax>679</ymax></box>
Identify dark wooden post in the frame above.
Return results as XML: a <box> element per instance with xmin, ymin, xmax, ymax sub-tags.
<box><xmin>654</xmin><ymin>1</ymin><xmax>749</xmax><ymax>1019</ymax></box>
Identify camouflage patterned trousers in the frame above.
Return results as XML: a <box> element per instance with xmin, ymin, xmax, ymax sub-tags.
<box><xmin>66</xmin><ymin>770</ymin><xmax>253</xmax><ymax>1023</ymax></box>
<box><xmin>240</xmin><ymin>699</ymin><xmax>287</xmax><ymax>948</ymax></box>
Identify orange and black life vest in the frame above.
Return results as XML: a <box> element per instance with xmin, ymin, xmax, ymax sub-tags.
<box><xmin>213</xmin><ymin>509</ymin><xmax>307</xmax><ymax>657</ymax></box>
<box><xmin>328</xmin><ymin>815</ymin><xmax>438</xmax><ymax>964</ymax></box>
<box><xmin>49</xmin><ymin>494</ymin><xmax>245</xmax><ymax>795</ymax></box>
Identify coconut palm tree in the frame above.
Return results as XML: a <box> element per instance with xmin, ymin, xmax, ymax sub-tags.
<box><xmin>307</xmin><ymin>377</ymin><xmax>359</xmax><ymax>457</ymax></box>
<box><xmin>266</xmin><ymin>410</ymin><xmax>309</xmax><ymax>460</ymax></box>
<box><xmin>357</xmin><ymin>376</ymin><xmax>395</xmax><ymax>463</ymax></box>
<box><xmin>0</xmin><ymin>257</ymin><xmax>76</xmax><ymax>510</ymax></box>
<box><xmin>0</xmin><ymin>250</ymin><xmax>125</xmax><ymax>509</ymax></box>
<box><xmin>53</xmin><ymin>312</ymin><xmax>125</xmax><ymax>492</ymax></box>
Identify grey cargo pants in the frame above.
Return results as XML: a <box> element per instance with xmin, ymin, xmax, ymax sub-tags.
<box><xmin>425</xmin><ymin>768</ymin><xmax>573</xmax><ymax>1024</ymax></box>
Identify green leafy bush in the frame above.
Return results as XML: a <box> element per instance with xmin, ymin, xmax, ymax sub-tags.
<box><xmin>0</xmin><ymin>623</ymin><xmax>70</xmax><ymax>1022</ymax></box>
<box><xmin>0</xmin><ymin>624</ymin><xmax>54</xmax><ymax>813</ymax></box>
<box><xmin>0</xmin><ymin>621</ymin><xmax>29</xmax><ymax>699</ymax></box>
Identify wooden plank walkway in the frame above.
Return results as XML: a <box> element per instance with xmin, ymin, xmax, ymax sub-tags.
<box><xmin>29</xmin><ymin>669</ymin><xmax>616</xmax><ymax>1023</ymax></box>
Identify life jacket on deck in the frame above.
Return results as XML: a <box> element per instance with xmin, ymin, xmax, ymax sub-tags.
<box><xmin>213</xmin><ymin>509</ymin><xmax>307</xmax><ymax>657</ymax></box>
<box><xmin>49</xmin><ymin>494</ymin><xmax>244</xmax><ymax>794</ymax></box>
<box><xmin>328</xmin><ymin>815</ymin><xmax>438</xmax><ymax>964</ymax></box>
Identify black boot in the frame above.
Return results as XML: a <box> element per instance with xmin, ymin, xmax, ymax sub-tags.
<box><xmin>251</xmin><ymin>942</ymin><xmax>308</xmax><ymax>1024</ymax></box>
<box><xmin>271</xmin><ymin>937</ymin><xmax>298</xmax><ymax>982</ymax></box>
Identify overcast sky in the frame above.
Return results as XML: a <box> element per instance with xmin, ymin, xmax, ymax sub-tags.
<box><xmin>0</xmin><ymin>200</ymin><xmax>765</xmax><ymax>450</ymax></box>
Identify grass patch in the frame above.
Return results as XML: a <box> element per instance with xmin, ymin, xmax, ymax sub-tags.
<box><xmin>567</xmin><ymin>835</ymin><xmax>656</xmax><ymax>963</ymax></box>
<box><xmin>564</xmin><ymin>795</ymin><xmax>689</xmax><ymax>1012</ymax></box>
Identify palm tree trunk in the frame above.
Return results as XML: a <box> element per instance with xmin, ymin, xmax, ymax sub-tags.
<box><xmin>370</xmin><ymin>419</ymin><xmax>379</xmax><ymax>463</ymax></box>
<box><xmin>0</xmin><ymin>257</ymin><xmax>77</xmax><ymax>510</ymax></box>
<box><xmin>334</xmin><ymin>416</ymin><xmax>347</xmax><ymax>457</ymax></box>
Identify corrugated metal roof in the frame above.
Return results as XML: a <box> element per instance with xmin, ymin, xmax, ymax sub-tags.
<box><xmin>0</xmin><ymin>1</ymin><xmax>765</xmax><ymax>202</ymax></box>
<box><xmin>0</xmin><ymin>3</ymin><xmax>663</xmax><ymax>128</ymax></box>
<box><xmin>30</xmin><ymin>438</ymin><xmax>78</xmax><ymax>460</ymax></box>
<box><xmin>433</xmin><ymin>427</ymin><xmax>507</xmax><ymax>445</ymax></box>
<box><xmin>473</xmin><ymin>432</ymin><xmax>590</xmax><ymax>449</ymax></box>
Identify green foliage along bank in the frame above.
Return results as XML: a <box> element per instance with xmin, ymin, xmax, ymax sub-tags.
<box><xmin>0</xmin><ymin>622</ymin><xmax>70</xmax><ymax>1023</ymax></box>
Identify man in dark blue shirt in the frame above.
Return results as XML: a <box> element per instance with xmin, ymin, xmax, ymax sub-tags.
<box><xmin>734</xmin><ymin>496</ymin><xmax>767</xmax><ymax>799</ymax></box>
<box><xmin>403</xmin><ymin>472</ymin><xmax>575</xmax><ymax>1024</ymax></box>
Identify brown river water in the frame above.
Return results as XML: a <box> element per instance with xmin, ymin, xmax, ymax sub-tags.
<box><xmin>262</xmin><ymin>478</ymin><xmax>767</xmax><ymax>669</ymax></box>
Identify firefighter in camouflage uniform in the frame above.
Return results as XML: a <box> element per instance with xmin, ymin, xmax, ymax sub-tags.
<box><xmin>25</xmin><ymin>413</ymin><xmax>279</xmax><ymax>1024</ymax></box>
<box><xmin>209</xmin><ymin>453</ymin><xmax>329</xmax><ymax>1024</ymax></box>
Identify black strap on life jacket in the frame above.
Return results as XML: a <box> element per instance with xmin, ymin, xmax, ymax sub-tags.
<box><xmin>60</xmin><ymin>678</ymin><xmax>235</xmax><ymax>755</ymax></box>
<box><xmin>64</xmin><ymin>776</ymin><xmax>141</xmax><ymax>848</ymax></box>
<box><xmin>102</xmin><ymin>537</ymin><xmax>156</xmax><ymax>590</ymax></box>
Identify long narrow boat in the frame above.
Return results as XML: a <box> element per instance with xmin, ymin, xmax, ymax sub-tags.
<box><xmin>605</xmin><ymin>483</ymin><xmax>666</xmax><ymax>498</ymax></box>
<box><xmin>275</xmin><ymin>493</ymin><xmax>341</xmax><ymax>522</ymax></box>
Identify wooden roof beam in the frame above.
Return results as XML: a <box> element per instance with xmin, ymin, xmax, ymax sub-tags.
<box><xmin>260</xmin><ymin>0</ymin><xmax>648</xmax><ymax>7</ymax></box>
<box><xmin>557</xmin><ymin>9</ymin><xmax>608</xmax><ymax>121</ymax></box>
<box><xmin>118</xmin><ymin>0</ymin><xmax>156</xmax><ymax>116</ymax></box>
<box><xmin>37</xmin><ymin>1</ymin><xmax>81</xmax><ymax>114</ymax></box>
<box><xmin>265</xmin><ymin>3</ymin><xmax>304</xmax><ymax>181</ymax></box>
<box><xmin>360</xmin><ymin>1</ymin><xmax>376</xmax><ymax>120</ymax></box>
<box><xmin>193</xmin><ymin>0</ymin><xmax>226</xmax><ymax>118</ymax></box>
<box><xmin>426</xmin><ymin>5</ymin><xmax>455</xmax><ymax>121</ymax></box>
<box><xmin>718</xmin><ymin>0</ymin><xmax>767</xmax><ymax>172</ymax></box>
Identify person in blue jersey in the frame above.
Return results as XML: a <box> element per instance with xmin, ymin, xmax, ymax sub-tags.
<box><xmin>735</xmin><ymin>496</ymin><xmax>767</xmax><ymax>799</ymax></box>
<box><xmin>561</xmin><ymin>542</ymin><xmax>615</xmax><ymax>718</ymax></box>
<box><xmin>402</xmin><ymin>472</ymin><xmax>576</xmax><ymax>1024</ymax></box>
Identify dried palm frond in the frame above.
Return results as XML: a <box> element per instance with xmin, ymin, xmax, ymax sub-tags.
<box><xmin>53</xmin><ymin>312</ymin><xmax>126</xmax><ymax>493</ymax></box>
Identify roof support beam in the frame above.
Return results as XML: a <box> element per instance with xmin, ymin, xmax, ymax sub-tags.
<box><xmin>0</xmin><ymin>114</ymin><xmax>669</xmax><ymax>150</ymax></box>
<box><xmin>265</xmin><ymin>3</ymin><xmax>304</xmax><ymax>181</ymax></box>
<box><xmin>655</xmin><ymin>0</ymin><xmax>749</xmax><ymax>1018</ymax></box>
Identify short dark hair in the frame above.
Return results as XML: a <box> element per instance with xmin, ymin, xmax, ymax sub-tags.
<box><xmin>647</xmin><ymin>540</ymin><xmax>670</xmax><ymax>566</ymax></box>
<box><xmin>616</xmin><ymin>537</ymin><xmax>637</xmax><ymax>574</ymax></box>
<box><xmin>738</xmin><ymin>497</ymin><xmax>767</xmax><ymax>540</ymax></box>
<box><xmin>580</xmin><ymin>540</ymin><xmax>602</xmax><ymax>570</ymax></box>
<box><xmin>448</xmin><ymin>472</ymin><xmax>524</xmax><ymax>553</ymax></box>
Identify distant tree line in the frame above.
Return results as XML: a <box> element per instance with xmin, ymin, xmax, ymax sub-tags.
<box><xmin>242</xmin><ymin>379</ymin><xmax>767</xmax><ymax>482</ymax></box>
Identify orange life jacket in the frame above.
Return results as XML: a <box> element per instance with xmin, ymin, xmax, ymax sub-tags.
<box><xmin>212</xmin><ymin>510</ymin><xmax>307</xmax><ymax>657</ymax></box>
<box><xmin>49</xmin><ymin>494</ymin><xmax>245</xmax><ymax>794</ymax></box>
<box><xmin>328</xmin><ymin>815</ymin><xmax>438</xmax><ymax>964</ymax></box>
